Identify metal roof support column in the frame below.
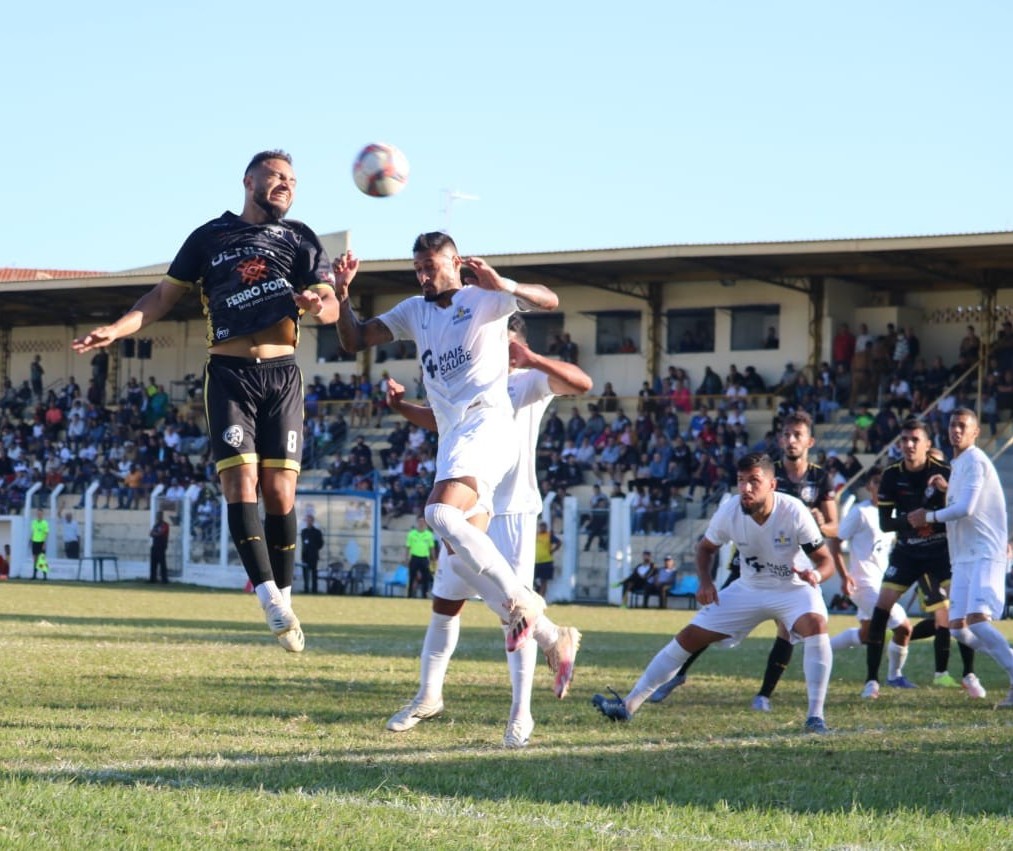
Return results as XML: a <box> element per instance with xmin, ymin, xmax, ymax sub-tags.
<box><xmin>646</xmin><ymin>281</ymin><xmax>662</xmax><ymax>386</ymax></box>
<box><xmin>978</xmin><ymin>278</ymin><xmax>997</xmax><ymax>416</ymax></box>
<box><xmin>0</xmin><ymin>327</ymin><xmax>10</xmax><ymax>384</ymax></box>
<box><xmin>808</xmin><ymin>276</ymin><xmax>824</xmax><ymax>381</ymax></box>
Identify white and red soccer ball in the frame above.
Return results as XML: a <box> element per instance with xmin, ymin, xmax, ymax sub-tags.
<box><xmin>352</xmin><ymin>142</ymin><xmax>410</xmax><ymax>197</ymax></box>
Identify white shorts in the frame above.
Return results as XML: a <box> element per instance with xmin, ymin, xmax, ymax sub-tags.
<box><xmin>948</xmin><ymin>558</ymin><xmax>1007</xmax><ymax>621</ymax></box>
<box><xmin>692</xmin><ymin>581</ymin><xmax>828</xmax><ymax>646</ymax></box>
<box><xmin>431</xmin><ymin>513</ymin><xmax>534</xmax><ymax>600</ymax></box>
<box><xmin>851</xmin><ymin>584</ymin><xmax>908</xmax><ymax>629</ymax></box>
<box><xmin>436</xmin><ymin>405</ymin><xmax>517</xmax><ymax>516</ymax></box>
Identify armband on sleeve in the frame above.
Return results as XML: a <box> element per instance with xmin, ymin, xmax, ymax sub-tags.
<box><xmin>801</xmin><ymin>538</ymin><xmax>824</xmax><ymax>556</ymax></box>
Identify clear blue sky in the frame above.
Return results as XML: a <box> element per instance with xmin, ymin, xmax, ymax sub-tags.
<box><xmin>4</xmin><ymin>1</ymin><xmax>1013</xmax><ymax>272</ymax></box>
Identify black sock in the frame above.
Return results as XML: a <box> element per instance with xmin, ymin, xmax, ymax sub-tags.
<box><xmin>865</xmin><ymin>606</ymin><xmax>891</xmax><ymax>682</ymax></box>
<box><xmin>934</xmin><ymin>626</ymin><xmax>951</xmax><ymax>674</ymax></box>
<box><xmin>677</xmin><ymin>647</ymin><xmax>706</xmax><ymax>677</ymax></box>
<box><xmin>227</xmin><ymin>502</ymin><xmax>272</xmax><ymax>586</ymax></box>
<box><xmin>758</xmin><ymin>636</ymin><xmax>794</xmax><ymax>698</ymax></box>
<box><xmin>264</xmin><ymin>510</ymin><xmax>297</xmax><ymax>591</ymax></box>
<box><xmin>910</xmin><ymin>618</ymin><xmax>937</xmax><ymax>642</ymax></box>
<box><xmin>957</xmin><ymin>640</ymin><xmax>975</xmax><ymax>678</ymax></box>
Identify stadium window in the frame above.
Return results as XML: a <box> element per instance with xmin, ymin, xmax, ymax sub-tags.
<box><xmin>666</xmin><ymin>308</ymin><xmax>715</xmax><ymax>354</ymax></box>
<box><xmin>519</xmin><ymin>312</ymin><xmax>565</xmax><ymax>355</ymax></box>
<box><xmin>374</xmin><ymin>339</ymin><xmax>418</xmax><ymax>364</ymax></box>
<box><xmin>595</xmin><ymin>311</ymin><xmax>641</xmax><ymax>354</ymax></box>
<box><xmin>730</xmin><ymin>304</ymin><xmax>780</xmax><ymax>351</ymax></box>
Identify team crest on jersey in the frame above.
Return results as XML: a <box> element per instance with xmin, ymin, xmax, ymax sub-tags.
<box><xmin>773</xmin><ymin>530</ymin><xmax>792</xmax><ymax>548</ymax></box>
<box><xmin>799</xmin><ymin>485</ymin><xmax>817</xmax><ymax>505</ymax></box>
<box><xmin>451</xmin><ymin>305</ymin><xmax>473</xmax><ymax>325</ymax></box>
<box><xmin>222</xmin><ymin>425</ymin><xmax>244</xmax><ymax>448</ymax></box>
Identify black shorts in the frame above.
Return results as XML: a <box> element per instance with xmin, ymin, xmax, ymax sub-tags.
<box><xmin>882</xmin><ymin>548</ymin><xmax>951</xmax><ymax>611</ymax></box>
<box><xmin>408</xmin><ymin>555</ymin><xmax>431</xmax><ymax>582</ymax></box>
<box><xmin>534</xmin><ymin>561</ymin><xmax>555</xmax><ymax>582</ymax></box>
<box><xmin>204</xmin><ymin>354</ymin><xmax>303</xmax><ymax>474</ymax></box>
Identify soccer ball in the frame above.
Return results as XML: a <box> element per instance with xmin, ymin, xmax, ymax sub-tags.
<box><xmin>352</xmin><ymin>142</ymin><xmax>410</xmax><ymax>197</ymax></box>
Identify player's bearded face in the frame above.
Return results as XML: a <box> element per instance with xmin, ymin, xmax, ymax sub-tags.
<box><xmin>738</xmin><ymin>468</ymin><xmax>774</xmax><ymax>515</ymax></box>
<box><xmin>414</xmin><ymin>249</ymin><xmax>457</xmax><ymax>302</ymax></box>
<box><xmin>251</xmin><ymin>161</ymin><xmax>295</xmax><ymax>220</ymax></box>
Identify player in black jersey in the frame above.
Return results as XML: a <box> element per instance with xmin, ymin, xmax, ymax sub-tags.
<box><xmin>650</xmin><ymin>411</ymin><xmax>850</xmax><ymax>707</ymax></box>
<box><xmin>862</xmin><ymin>418</ymin><xmax>982</xmax><ymax>698</ymax></box>
<box><xmin>73</xmin><ymin>150</ymin><xmax>341</xmax><ymax>654</ymax></box>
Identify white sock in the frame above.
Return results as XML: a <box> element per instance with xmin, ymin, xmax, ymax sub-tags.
<box><xmin>625</xmin><ymin>638</ymin><xmax>692</xmax><ymax>715</ymax></box>
<box><xmin>803</xmin><ymin>633</ymin><xmax>832</xmax><ymax>719</ymax></box>
<box><xmin>968</xmin><ymin>620</ymin><xmax>1013</xmax><ymax>678</ymax></box>
<box><xmin>532</xmin><ymin>614</ymin><xmax>560</xmax><ymax>653</ymax></box>
<box><xmin>830</xmin><ymin>627</ymin><xmax>861</xmax><ymax>651</ymax></box>
<box><xmin>504</xmin><ymin>624</ymin><xmax>537</xmax><ymax>721</ymax></box>
<box><xmin>416</xmin><ymin>612</ymin><xmax>460</xmax><ymax>705</ymax></box>
<box><xmin>887</xmin><ymin>641</ymin><xmax>908</xmax><ymax>679</ymax></box>
<box><xmin>425</xmin><ymin>503</ymin><xmax>521</xmax><ymax>615</ymax></box>
<box><xmin>951</xmin><ymin>625</ymin><xmax>982</xmax><ymax>650</ymax></box>
<box><xmin>255</xmin><ymin>580</ymin><xmax>280</xmax><ymax>608</ymax></box>
<box><xmin>280</xmin><ymin>585</ymin><xmax>292</xmax><ymax>605</ymax></box>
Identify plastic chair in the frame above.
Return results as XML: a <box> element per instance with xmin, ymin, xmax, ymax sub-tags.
<box><xmin>384</xmin><ymin>564</ymin><xmax>410</xmax><ymax>597</ymax></box>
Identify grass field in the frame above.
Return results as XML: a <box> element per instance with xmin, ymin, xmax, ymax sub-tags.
<box><xmin>1</xmin><ymin>582</ymin><xmax>1012</xmax><ymax>849</ymax></box>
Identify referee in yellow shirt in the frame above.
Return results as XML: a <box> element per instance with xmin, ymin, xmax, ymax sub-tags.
<box><xmin>405</xmin><ymin>515</ymin><xmax>437</xmax><ymax>598</ymax></box>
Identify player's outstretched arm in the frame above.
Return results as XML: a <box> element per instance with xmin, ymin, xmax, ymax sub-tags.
<box><xmin>386</xmin><ymin>378</ymin><xmax>436</xmax><ymax>432</ymax></box>
<box><xmin>509</xmin><ymin>339</ymin><xmax>592</xmax><ymax>395</ymax></box>
<box><xmin>462</xmin><ymin>256</ymin><xmax>559</xmax><ymax>311</ymax></box>
<box><xmin>71</xmin><ymin>278</ymin><xmax>186</xmax><ymax>353</ymax></box>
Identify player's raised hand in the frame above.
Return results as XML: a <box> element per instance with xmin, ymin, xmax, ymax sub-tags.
<box><xmin>332</xmin><ymin>250</ymin><xmax>360</xmax><ymax>300</ymax></box>
<box><xmin>293</xmin><ymin>288</ymin><xmax>324</xmax><ymax>317</ymax></box>
<box><xmin>460</xmin><ymin>256</ymin><xmax>507</xmax><ymax>292</ymax></box>
<box><xmin>386</xmin><ymin>377</ymin><xmax>406</xmax><ymax>412</ymax></box>
<box><xmin>71</xmin><ymin>327</ymin><xmax>115</xmax><ymax>354</ymax></box>
<box><xmin>508</xmin><ymin>339</ymin><xmax>537</xmax><ymax>370</ymax></box>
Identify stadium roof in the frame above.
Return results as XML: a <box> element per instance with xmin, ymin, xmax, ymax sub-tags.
<box><xmin>3</xmin><ymin>230</ymin><xmax>1013</xmax><ymax>328</ymax></box>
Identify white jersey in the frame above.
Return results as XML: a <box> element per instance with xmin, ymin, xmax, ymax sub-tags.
<box><xmin>704</xmin><ymin>491</ymin><xmax>824</xmax><ymax>591</ymax></box>
<box><xmin>938</xmin><ymin>445</ymin><xmax>1008</xmax><ymax>563</ymax></box>
<box><xmin>837</xmin><ymin>499</ymin><xmax>893</xmax><ymax>591</ymax></box>
<box><xmin>379</xmin><ymin>287</ymin><xmax>517</xmax><ymax>435</ymax></box>
<box><xmin>495</xmin><ymin>369</ymin><xmax>554</xmax><ymax>516</ymax></box>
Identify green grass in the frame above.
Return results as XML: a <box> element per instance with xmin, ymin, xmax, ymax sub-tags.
<box><xmin>1</xmin><ymin>582</ymin><xmax>1013</xmax><ymax>849</ymax></box>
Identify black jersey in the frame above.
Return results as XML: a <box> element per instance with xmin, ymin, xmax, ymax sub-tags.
<box><xmin>167</xmin><ymin>211</ymin><xmax>335</xmax><ymax>346</ymax></box>
<box><xmin>773</xmin><ymin>460</ymin><xmax>832</xmax><ymax>510</ymax></box>
<box><xmin>877</xmin><ymin>457</ymin><xmax>949</xmax><ymax>558</ymax></box>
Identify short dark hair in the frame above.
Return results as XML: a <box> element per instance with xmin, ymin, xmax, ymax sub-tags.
<box><xmin>737</xmin><ymin>452</ymin><xmax>775</xmax><ymax>476</ymax></box>
<box><xmin>863</xmin><ymin>466</ymin><xmax>883</xmax><ymax>485</ymax></box>
<box><xmin>782</xmin><ymin>411</ymin><xmax>814</xmax><ymax>434</ymax></box>
<box><xmin>245</xmin><ymin>149</ymin><xmax>292</xmax><ymax>176</ymax></box>
<box><xmin>508</xmin><ymin>313</ymin><xmax>527</xmax><ymax>339</ymax></box>
<box><xmin>412</xmin><ymin>231</ymin><xmax>457</xmax><ymax>255</ymax></box>
<box><xmin>900</xmin><ymin>417</ymin><xmax>929</xmax><ymax>438</ymax></box>
<box><xmin>951</xmin><ymin>407</ymin><xmax>979</xmax><ymax>425</ymax></box>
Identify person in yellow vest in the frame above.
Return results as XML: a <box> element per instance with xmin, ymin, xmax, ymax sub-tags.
<box><xmin>31</xmin><ymin>508</ymin><xmax>49</xmax><ymax>580</ymax></box>
<box><xmin>533</xmin><ymin>520</ymin><xmax>561</xmax><ymax>598</ymax></box>
<box><xmin>405</xmin><ymin>515</ymin><xmax>437</xmax><ymax>598</ymax></box>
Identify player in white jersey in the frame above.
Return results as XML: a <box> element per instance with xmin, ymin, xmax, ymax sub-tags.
<box><xmin>830</xmin><ymin>467</ymin><xmax>915</xmax><ymax>683</ymax></box>
<box><xmin>384</xmin><ymin>316</ymin><xmax>592</xmax><ymax>747</ymax></box>
<box><xmin>593</xmin><ymin>452</ymin><xmax>835</xmax><ymax>733</ymax></box>
<box><xmin>908</xmin><ymin>408</ymin><xmax>1013</xmax><ymax>707</ymax></box>
<box><xmin>334</xmin><ymin>233</ymin><xmax>560</xmax><ymax>651</ymax></box>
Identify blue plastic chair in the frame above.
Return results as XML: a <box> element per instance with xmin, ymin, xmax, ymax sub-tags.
<box><xmin>384</xmin><ymin>564</ymin><xmax>410</xmax><ymax>597</ymax></box>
